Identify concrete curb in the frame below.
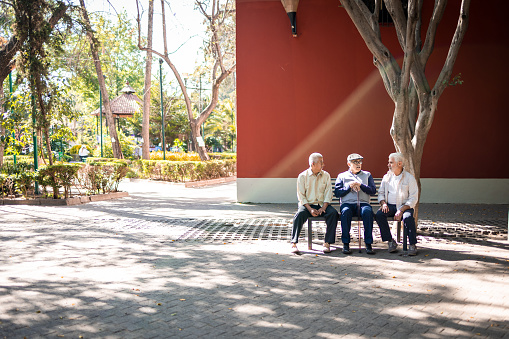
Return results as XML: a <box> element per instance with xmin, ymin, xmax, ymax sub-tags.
<box><xmin>0</xmin><ymin>191</ymin><xmax>129</xmax><ymax>206</ymax></box>
<box><xmin>185</xmin><ymin>176</ymin><xmax>237</xmax><ymax>188</ymax></box>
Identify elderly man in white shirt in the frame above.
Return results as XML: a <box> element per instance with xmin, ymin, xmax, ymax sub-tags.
<box><xmin>291</xmin><ymin>153</ymin><xmax>339</xmax><ymax>254</ymax></box>
<box><xmin>375</xmin><ymin>152</ymin><xmax>419</xmax><ymax>255</ymax></box>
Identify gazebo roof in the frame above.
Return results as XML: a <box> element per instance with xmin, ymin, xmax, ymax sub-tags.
<box><xmin>91</xmin><ymin>83</ymin><xmax>143</xmax><ymax>118</ymax></box>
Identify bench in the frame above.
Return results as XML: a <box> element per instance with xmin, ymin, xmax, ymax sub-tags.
<box><xmin>306</xmin><ymin>178</ymin><xmax>405</xmax><ymax>251</ymax></box>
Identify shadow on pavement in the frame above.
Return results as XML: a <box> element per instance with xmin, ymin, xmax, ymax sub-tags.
<box><xmin>1</xmin><ymin>222</ymin><xmax>508</xmax><ymax>338</ymax></box>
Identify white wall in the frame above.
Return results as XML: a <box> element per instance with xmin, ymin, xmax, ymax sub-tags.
<box><xmin>237</xmin><ymin>178</ymin><xmax>509</xmax><ymax>204</ymax></box>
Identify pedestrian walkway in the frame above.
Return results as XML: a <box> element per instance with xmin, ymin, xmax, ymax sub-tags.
<box><xmin>0</xmin><ymin>180</ymin><xmax>508</xmax><ymax>338</ymax></box>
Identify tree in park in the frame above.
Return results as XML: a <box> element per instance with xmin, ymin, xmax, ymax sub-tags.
<box><xmin>0</xmin><ymin>0</ymin><xmax>71</xmax><ymax>166</ymax></box>
<box><xmin>79</xmin><ymin>0</ymin><xmax>123</xmax><ymax>159</ymax></box>
<box><xmin>61</xmin><ymin>11</ymin><xmax>145</xmax><ymax>149</ymax></box>
<box><xmin>136</xmin><ymin>0</ymin><xmax>236</xmax><ymax>161</ymax></box>
<box><xmin>339</xmin><ymin>0</ymin><xmax>470</xmax><ymax>208</ymax></box>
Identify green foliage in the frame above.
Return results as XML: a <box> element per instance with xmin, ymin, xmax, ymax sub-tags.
<box><xmin>65</xmin><ymin>11</ymin><xmax>145</xmax><ymax>115</ymax></box>
<box><xmin>0</xmin><ymin>173</ymin><xmax>17</xmax><ymax>197</ymax></box>
<box><xmin>77</xmin><ymin>161</ymin><xmax>129</xmax><ymax>194</ymax></box>
<box><xmin>150</xmin><ymin>151</ymin><xmax>201</xmax><ymax>161</ymax></box>
<box><xmin>203</xmin><ymin>99</ymin><xmax>236</xmax><ymax>151</ymax></box>
<box><xmin>0</xmin><ymin>161</ymin><xmax>34</xmax><ymax>175</ymax></box>
<box><xmin>448</xmin><ymin>73</ymin><xmax>464</xmax><ymax>87</ymax></box>
<box><xmin>1</xmin><ymin>82</ymin><xmax>33</xmax><ymax>155</ymax></box>
<box><xmin>37</xmin><ymin>163</ymin><xmax>82</xmax><ymax>199</ymax></box>
<box><xmin>129</xmin><ymin>159</ymin><xmax>236</xmax><ymax>182</ymax></box>
<box><xmin>209</xmin><ymin>152</ymin><xmax>236</xmax><ymax>160</ymax></box>
<box><xmin>15</xmin><ymin>171</ymin><xmax>36</xmax><ymax>198</ymax></box>
<box><xmin>101</xmin><ymin>134</ymin><xmax>136</xmax><ymax>159</ymax></box>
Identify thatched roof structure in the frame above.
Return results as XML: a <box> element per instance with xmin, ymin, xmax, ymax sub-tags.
<box><xmin>91</xmin><ymin>83</ymin><xmax>143</xmax><ymax>118</ymax></box>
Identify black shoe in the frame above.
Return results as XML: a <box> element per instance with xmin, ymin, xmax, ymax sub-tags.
<box><xmin>366</xmin><ymin>244</ymin><xmax>375</xmax><ymax>255</ymax></box>
<box><xmin>342</xmin><ymin>243</ymin><xmax>352</xmax><ymax>254</ymax></box>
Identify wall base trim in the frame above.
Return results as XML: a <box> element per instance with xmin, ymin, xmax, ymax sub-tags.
<box><xmin>237</xmin><ymin>178</ymin><xmax>509</xmax><ymax>204</ymax></box>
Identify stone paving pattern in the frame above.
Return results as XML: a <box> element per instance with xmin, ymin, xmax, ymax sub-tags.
<box><xmin>1</xmin><ymin>180</ymin><xmax>508</xmax><ymax>338</ymax></box>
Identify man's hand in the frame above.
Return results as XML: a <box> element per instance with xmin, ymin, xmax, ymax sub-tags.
<box><xmin>380</xmin><ymin>201</ymin><xmax>389</xmax><ymax>213</ymax></box>
<box><xmin>309</xmin><ymin>208</ymin><xmax>320</xmax><ymax>217</ymax></box>
<box><xmin>350</xmin><ymin>182</ymin><xmax>361</xmax><ymax>192</ymax></box>
<box><xmin>394</xmin><ymin>210</ymin><xmax>403</xmax><ymax>221</ymax></box>
<box><xmin>317</xmin><ymin>206</ymin><xmax>327</xmax><ymax>215</ymax></box>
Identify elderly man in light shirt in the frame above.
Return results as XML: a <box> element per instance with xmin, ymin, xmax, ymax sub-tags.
<box><xmin>375</xmin><ymin>152</ymin><xmax>419</xmax><ymax>255</ymax></box>
<box><xmin>291</xmin><ymin>153</ymin><xmax>339</xmax><ymax>254</ymax></box>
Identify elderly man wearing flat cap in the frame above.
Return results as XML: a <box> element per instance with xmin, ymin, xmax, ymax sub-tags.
<box><xmin>334</xmin><ymin>153</ymin><xmax>377</xmax><ymax>254</ymax></box>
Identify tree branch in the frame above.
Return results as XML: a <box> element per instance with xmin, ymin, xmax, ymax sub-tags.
<box><xmin>420</xmin><ymin>0</ymin><xmax>447</xmax><ymax>64</ymax></box>
<box><xmin>433</xmin><ymin>0</ymin><xmax>470</xmax><ymax>99</ymax></box>
<box><xmin>160</xmin><ymin>0</ymin><xmax>168</xmax><ymax>56</ymax></box>
<box><xmin>400</xmin><ymin>0</ymin><xmax>418</xmax><ymax>93</ymax></box>
<box><xmin>341</xmin><ymin>0</ymin><xmax>400</xmax><ymax>97</ymax></box>
<box><xmin>414</xmin><ymin>0</ymin><xmax>424</xmax><ymax>51</ymax></box>
<box><xmin>384</xmin><ymin>0</ymin><xmax>408</xmax><ymax>51</ymax></box>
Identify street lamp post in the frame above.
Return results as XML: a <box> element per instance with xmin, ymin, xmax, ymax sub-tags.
<box><xmin>8</xmin><ymin>72</ymin><xmax>16</xmax><ymax>165</ymax></box>
<box><xmin>199</xmin><ymin>74</ymin><xmax>204</xmax><ymax>138</ymax></box>
<box><xmin>159</xmin><ymin>59</ymin><xmax>165</xmax><ymax>160</ymax></box>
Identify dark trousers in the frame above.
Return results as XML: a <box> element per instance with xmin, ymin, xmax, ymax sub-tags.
<box><xmin>291</xmin><ymin>204</ymin><xmax>339</xmax><ymax>244</ymax></box>
<box><xmin>375</xmin><ymin>204</ymin><xmax>417</xmax><ymax>245</ymax></box>
<box><xmin>340</xmin><ymin>203</ymin><xmax>374</xmax><ymax>244</ymax></box>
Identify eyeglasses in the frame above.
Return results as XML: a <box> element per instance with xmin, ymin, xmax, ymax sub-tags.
<box><xmin>351</xmin><ymin>160</ymin><xmax>362</xmax><ymax>165</ymax></box>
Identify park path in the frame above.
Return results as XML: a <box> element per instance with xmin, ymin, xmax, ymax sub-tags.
<box><xmin>1</xmin><ymin>180</ymin><xmax>508</xmax><ymax>338</ymax></box>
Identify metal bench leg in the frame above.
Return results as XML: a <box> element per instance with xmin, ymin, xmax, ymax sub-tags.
<box><xmin>307</xmin><ymin>219</ymin><xmax>313</xmax><ymax>250</ymax></box>
<box><xmin>402</xmin><ymin>222</ymin><xmax>408</xmax><ymax>252</ymax></box>
<box><xmin>396</xmin><ymin>221</ymin><xmax>401</xmax><ymax>243</ymax></box>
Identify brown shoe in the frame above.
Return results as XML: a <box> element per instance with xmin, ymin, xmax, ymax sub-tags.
<box><xmin>291</xmin><ymin>243</ymin><xmax>299</xmax><ymax>254</ymax></box>
<box><xmin>323</xmin><ymin>243</ymin><xmax>331</xmax><ymax>253</ymax></box>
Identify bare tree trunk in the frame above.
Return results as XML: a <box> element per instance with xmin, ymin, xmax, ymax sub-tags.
<box><xmin>136</xmin><ymin>0</ymin><xmax>236</xmax><ymax>161</ymax></box>
<box><xmin>79</xmin><ymin>0</ymin><xmax>123</xmax><ymax>159</ymax></box>
<box><xmin>340</xmin><ymin>0</ymin><xmax>470</xmax><ymax>222</ymax></box>
<box><xmin>140</xmin><ymin>0</ymin><xmax>154</xmax><ymax>160</ymax></box>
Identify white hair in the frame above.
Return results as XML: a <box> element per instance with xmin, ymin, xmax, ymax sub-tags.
<box><xmin>309</xmin><ymin>153</ymin><xmax>323</xmax><ymax>166</ymax></box>
<box><xmin>389</xmin><ymin>152</ymin><xmax>404</xmax><ymax>164</ymax></box>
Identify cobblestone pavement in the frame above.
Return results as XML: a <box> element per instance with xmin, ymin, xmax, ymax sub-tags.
<box><xmin>1</xmin><ymin>180</ymin><xmax>508</xmax><ymax>338</ymax></box>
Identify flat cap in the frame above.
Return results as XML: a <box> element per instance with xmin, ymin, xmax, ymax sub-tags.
<box><xmin>347</xmin><ymin>153</ymin><xmax>363</xmax><ymax>162</ymax></box>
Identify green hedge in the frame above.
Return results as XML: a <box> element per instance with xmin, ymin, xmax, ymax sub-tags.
<box><xmin>0</xmin><ymin>161</ymin><xmax>129</xmax><ymax>199</ymax></box>
<box><xmin>0</xmin><ymin>156</ymin><xmax>236</xmax><ymax>198</ymax></box>
<box><xmin>89</xmin><ymin>157</ymin><xmax>236</xmax><ymax>182</ymax></box>
<box><xmin>38</xmin><ymin>163</ymin><xmax>82</xmax><ymax>199</ymax></box>
<box><xmin>129</xmin><ymin>159</ymin><xmax>236</xmax><ymax>182</ymax></box>
<box><xmin>77</xmin><ymin>161</ymin><xmax>129</xmax><ymax>194</ymax></box>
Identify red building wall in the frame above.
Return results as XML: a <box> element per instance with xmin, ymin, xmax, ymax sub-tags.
<box><xmin>237</xmin><ymin>0</ymin><xmax>509</xmax><ymax>180</ymax></box>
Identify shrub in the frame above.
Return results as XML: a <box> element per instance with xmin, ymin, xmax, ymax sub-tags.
<box><xmin>0</xmin><ymin>161</ymin><xmax>34</xmax><ymax>175</ymax></box>
<box><xmin>128</xmin><ymin>158</ymin><xmax>236</xmax><ymax>182</ymax></box>
<box><xmin>3</xmin><ymin>155</ymin><xmax>34</xmax><ymax>163</ymax></box>
<box><xmin>150</xmin><ymin>151</ymin><xmax>201</xmax><ymax>161</ymax></box>
<box><xmin>101</xmin><ymin>135</ymin><xmax>136</xmax><ymax>159</ymax></box>
<box><xmin>77</xmin><ymin>161</ymin><xmax>129</xmax><ymax>194</ymax></box>
<box><xmin>37</xmin><ymin>164</ymin><xmax>82</xmax><ymax>199</ymax></box>
<box><xmin>0</xmin><ymin>173</ymin><xmax>13</xmax><ymax>197</ymax></box>
<box><xmin>1</xmin><ymin>174</ymin><xmax>17</xmax><ymax>197</ymax></box>
<box><xmin>15</xmin><ymin>171</ymin><xmax>36</xmax><ymax>198</ymax></box>
<box><xmin>208</xmin><ymin>152</ymin><xmax>237</xmax><ymax>160</ymax></box>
